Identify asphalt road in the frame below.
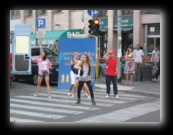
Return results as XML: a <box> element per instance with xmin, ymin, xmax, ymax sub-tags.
<box><xmin>10</xmin><ymin>81</ymin><xmax>160</xmax><ymax>123</ymax></box>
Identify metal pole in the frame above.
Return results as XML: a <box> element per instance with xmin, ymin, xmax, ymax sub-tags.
<box><xmin>35</xmin><ymin>10</ymin><xmax>38</xmax><ymax>46</ymax></box>
<box><xmin>117</xmin><ymin>10</ymin><xmax>122</xmax><ymax>83</ymax></box>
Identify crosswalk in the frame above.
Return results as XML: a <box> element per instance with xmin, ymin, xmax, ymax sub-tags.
<box><xmin>10</xmin><ymin>89</ymin><xmax>156</xmax><ymax>122</ymax></box>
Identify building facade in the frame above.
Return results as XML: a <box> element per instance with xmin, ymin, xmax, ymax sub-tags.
<box><xmin>10</xmin><ymin>10</ymin><xmax>160</xmax><ymax>56</ymax></box>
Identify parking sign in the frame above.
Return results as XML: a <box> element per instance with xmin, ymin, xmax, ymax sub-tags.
<box><xmin>36</xmin><ymin>18</ymin><xmax>46</xmax><ymax>29</ymax></box>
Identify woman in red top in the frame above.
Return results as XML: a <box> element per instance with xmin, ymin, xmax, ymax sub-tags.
<box><xmin>103</xmin><ymin>49</ymin><xmax>119</xmax><ymax>98</ymax></box>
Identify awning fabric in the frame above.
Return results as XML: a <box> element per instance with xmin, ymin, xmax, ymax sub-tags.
<box><xmin>31</xmin><ymin>29</ymin><xmax>83</xmax><ymax>45</ymax></box>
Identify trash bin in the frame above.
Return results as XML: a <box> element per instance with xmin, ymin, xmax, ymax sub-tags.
<box><xmin>141</xmin><ymin>64</ymin><xmax>152</xmax><ymax>81</ymax></box>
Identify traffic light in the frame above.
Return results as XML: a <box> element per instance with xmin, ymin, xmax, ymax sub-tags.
<box><xmin>88</xmin><ymin>19</ymin><xmax>94</xmax><ymax>35</ymax></box>
<box><xmin>88</xmin><ymin>19</ymin><xmax>101</xmax><ymax>36</ymax></box>
<box><xmin>93</xmin><ymin>19</ymin><xmax>101</xmax><ymax>35</ymax></box>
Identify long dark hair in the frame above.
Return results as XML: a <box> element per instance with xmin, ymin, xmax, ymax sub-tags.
<box><xmin>42</xmin><ymin>51</ymin><xmax>47</xmax><ymax>60</ymax></box>
<box><xmin>127</xmin><ymin>46</ymin><xmax>133</xmax><ymax>55</ymax></box>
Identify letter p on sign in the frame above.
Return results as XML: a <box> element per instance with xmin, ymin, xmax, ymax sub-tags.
<box><xmin>36</xmin><ymin>18</ymin><xmax>46</xmax><ymax>28</ymax></box>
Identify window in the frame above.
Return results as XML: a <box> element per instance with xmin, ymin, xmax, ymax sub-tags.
<box><xmin>148</xmin><ymin>23</ymin><xmax>160</xmax><ymax>35</ymax></box>
<box><xmin>141</xmin><ymin>10</ymin><xmax>160</xmax><ymax>14</ymax></box>
<box><xmin>56</xmin><ymin>10</ymin><xmax>62</xmax><ymax>13</ymax></box>
<box><xmin>114</xmin><ymin>10</ymin><xmax>133</xmax><ymax>16</ymax></box>
<box><xmin>42</xmin><ymin>10</ymin><xmax>47</xmax><ymax>15</ymax></box>
<box><xmin>97</xmin><ymin>10</ymin><xmax>107</xmax><ymax>17</ymax></box>
<box><xmin>122</xmin><ymin>10</ymin><xmax>133</xmax><ymax>15</ymax></box>
<box><xmin>11</xmin><ymin>10</ymin><xmax>20</xmax><ymax>19</ymax></box>
<box><xmin>28</xmin><ymin>10</ymin><xmax>32</xmax><ymax>16</ymax></box>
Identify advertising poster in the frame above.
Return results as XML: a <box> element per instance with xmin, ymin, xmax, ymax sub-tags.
<box><xmin>58</xmin><ymin>38</ymin><xmax>96</xmax><ymax>90</ymax></box>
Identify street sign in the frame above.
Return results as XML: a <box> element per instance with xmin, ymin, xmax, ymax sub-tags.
<box><xmin>36</xmin><ymin>29</ymin><xmax>46</xmax><ymax>38</ymax></box>
<box><xmin>36</xmin><ymin>18</ymin><xmax>46</xmax><ymax>29</ymax></box>
<box><xmin>87</xmin><ymin>10</ymin><xmax>100</xmax><ymax>17</ymax></box>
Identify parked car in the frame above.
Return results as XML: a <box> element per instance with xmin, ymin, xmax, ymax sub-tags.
<box><xmin>13</xmin><ymin>46</ymin><xmax>59</xmax><ymax>85</ymax></box>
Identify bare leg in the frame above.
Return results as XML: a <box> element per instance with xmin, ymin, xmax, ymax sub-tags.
<box><xmin>69</xmin><ymin>84</ymin><xmax>74</xmax><ymax>92</ymax></box>
<box><xmin>125</xmin><ymin>73</ymin><xmax>129</xmax><ymax>85</ymax></box>
<box><xmin>129</xmin><ymin>73</ymin><xmax>133</xmax><ymax>85</ymax></box>
<box><xmin>45</xmin><ymin>76</ymin><xmax>51</xmax><ymax>95</ymax></box>
<box><xmin>83</xmin><ymin>83</ymin><xmax>90</xmax><ymax>96</ymax></box>
<box><xmin>73</xmin><ymin>80</ymin><xmax>79</xmax><ymax>96</ymax></box>
<box><xmin>36</xmin><ymin>76</ymin><xmax>43</xmax><ymax>94</ymax></box>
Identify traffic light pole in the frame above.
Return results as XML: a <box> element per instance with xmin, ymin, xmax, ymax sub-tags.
<box><xmin>35</xmin><ymin>10</ymin><xmax>38</xmax><ymax>46</ymax></box>
<box><xmin>117</xmin><ymin>10</ymin><xmax>122</xmax><ymax>83</ymax></box>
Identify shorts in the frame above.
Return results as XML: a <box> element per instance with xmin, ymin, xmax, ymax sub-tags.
<box><xmin>38</xmin><ymin>72</ymin><xmax>49</xmax><ymax>77</ymax></box>
<box><xmin>70</xmin><ymin>71</ymin><xmax>77</xmax><ymax>84</ymax></box>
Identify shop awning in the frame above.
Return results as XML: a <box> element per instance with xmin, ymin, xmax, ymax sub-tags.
<box><xmin>113</xmin><ymin>27</ymin><xmax>133</xmax><ymax>32</ymax></box>
<box><xmin>31</xmin><ymin>29</ymin><xmax>84</xmax><ymax>45</ymax></box>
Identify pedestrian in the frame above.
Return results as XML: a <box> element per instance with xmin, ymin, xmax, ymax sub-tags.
<box><xmin>32</xmin><ymin>51</ymin><xmax>52</xmax><ymax>98</ymax></box>
<box><xmin>151</xmin><ymin>46</ymin><xmax>160</xmax><ymax>82</ymax></box>
<box><xmin>73</xmin><ymin>59</ymin><xmax>91</xmax><ymax>98</ymax></box>
<box><xmin>124</xmin><ymin>46</ymin><xmax>135</xmax><ymax>85</ymax></box>
<box><xmin>103</xmin><ymin>49</ymin><xmax>119</xmax><ymax>98</ymax></box>
<box><xmin>68</xmin><ymin>52</ymin><xmax>79</xmax><ymax>96</ymax></box>
<box><xmin>75</xmin><ymin>54</ymin><xmax>96</xmax><ymax>105</ymax></box>
<box><xmin>133</xmin><ymin>44</ymin><xmax>144</xmax><ymax>81</ymax></box>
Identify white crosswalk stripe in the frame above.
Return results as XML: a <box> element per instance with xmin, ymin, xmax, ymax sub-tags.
<box><xmin>10</xmin><ymin>89</ymin><xmax>150</xmax><ymax>122</ymax></box>
<box><xmin>10</xmin><ymin>117</ymin><xmax>44</xmax><ymax>122</ymax></box>
<box><xmin>10</xmin><ymin>109</ymin><xmax>66</xmax><ymax>120</ymax></box>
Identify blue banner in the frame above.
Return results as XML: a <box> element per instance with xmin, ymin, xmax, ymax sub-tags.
<box><xmin>58</xmin><ymin>38</ymin><xmax>96</xmax><ymax>90</ymax></box>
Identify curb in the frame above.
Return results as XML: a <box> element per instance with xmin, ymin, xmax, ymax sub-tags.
<box><xmin>95</xmin><ymin>86</ymin><xmax>160</xmax><ymax>98</ymax></box>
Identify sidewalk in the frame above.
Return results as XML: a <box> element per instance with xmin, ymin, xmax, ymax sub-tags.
<box><xmin>95</xmin><ymin>79</ymin><xmax>160</xmax><ymax>98</ymax></box>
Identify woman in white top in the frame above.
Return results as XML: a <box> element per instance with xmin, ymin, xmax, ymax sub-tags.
<box><xmin>32</xmin><ymin>51</ymin><xmax>52</xmax><ymax>98</ymax></box>
<box><xmin>74</xmin><ymin>54</ymin><xmax>96</xmax><ymax>105</ymax></box>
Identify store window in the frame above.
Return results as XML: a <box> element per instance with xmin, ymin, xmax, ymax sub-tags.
<box><xmin>147</xmin><ymin>37</ymin><xmax>160</xmax><ymax>55</ymax></box>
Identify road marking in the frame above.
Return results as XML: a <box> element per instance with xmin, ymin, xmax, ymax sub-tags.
<box><xmin>37</xmin><ymin>93</ymin><xmax>126</xmax><ymax>104</ymax></box>
<box><xmin>10</xmin><ymin>103</ymin><xmax>83</xmax><ymax>114</ymax></box>
<box><xmin>75</xmin><ymin>101</ymin><xmax>160</xmax><ymax>122</ymax></box>
<box><xmin>10</xmin><ymin>117</ymin><xmax>44</xmax><ymax>122</ymax></box>
<box><xmin>16</xmin><ymin>96</ymin><xmax>113</xmax><ymax>107</ymax></box>
<box><xmin>51</xmin><ymin>90</ymin><xmax>146</xmax><ymax>98</ymax></box>
<box><xmin>10</xmin><ymin>99</ymin><xmax>99</xmax><ymax>110</ymax></box>
<box><xmin>10</xmin><ymin>109</ymin><xmax>66</xmax><ymax>119</ymax></box>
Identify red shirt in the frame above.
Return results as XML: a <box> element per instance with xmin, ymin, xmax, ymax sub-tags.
<box><xmin>106</xmin><ymin>57</ymin><xmax>117</xmax><ymax>76</ymax></box>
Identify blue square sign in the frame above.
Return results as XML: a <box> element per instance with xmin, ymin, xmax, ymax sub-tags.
<box><xmin>36</xmin><ymin>18</ymin><xmax>46</xmax><ymax>28</ymax></box>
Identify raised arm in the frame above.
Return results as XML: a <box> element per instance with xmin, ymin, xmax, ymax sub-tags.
<box><xmin>103</xmin><ymin>49</ymin><xmax>110</xmax><ymax>61</ymax></box>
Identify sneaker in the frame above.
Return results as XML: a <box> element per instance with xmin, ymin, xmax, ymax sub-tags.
<box><xmin>68</xmin><ymin>92</ymin><xmax>72</xmax><ymax>96</ymax></box>
<box><xmin>115</xmin><ymin>95</ymin><xmax>119</xmax><ymax>98</ymax></box>
<box><xmin>84</xmin><ymin>92</ymin><xmax>88</xmax><ymax>97</ymax></box>
<box><xmin>88</xmin><ymin>95</ymin><xmax>91</xmax><ymax>99</ymax></box>
<box><xmin>152</xmin><ymin>78</ymin><xmax>157</xmax><ymax>82</ymax></box>
<box><xmin>106</xmin><ymin>94</ymin><xmax>110</xmax><ymax>97</ymax></box>
<box><xmin>48</xmin><ymin>95</ymin><xmax>51</xmax><ymax>98</ymax></box>
<box><xmin>71</xmin><ymin>94</ymin><xmax>76</xmax><ymax>98</ymax></box>
<box><xmin>34</xmin><ymin>93</ymin><xmax>39</xmax><ymax>97</ymax></box>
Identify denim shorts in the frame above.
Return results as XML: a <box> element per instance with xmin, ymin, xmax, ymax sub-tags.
<box><xmin>38</xmin><ymin>72</ymin><xmax>49</xmax><ymax>77</ymax></box>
